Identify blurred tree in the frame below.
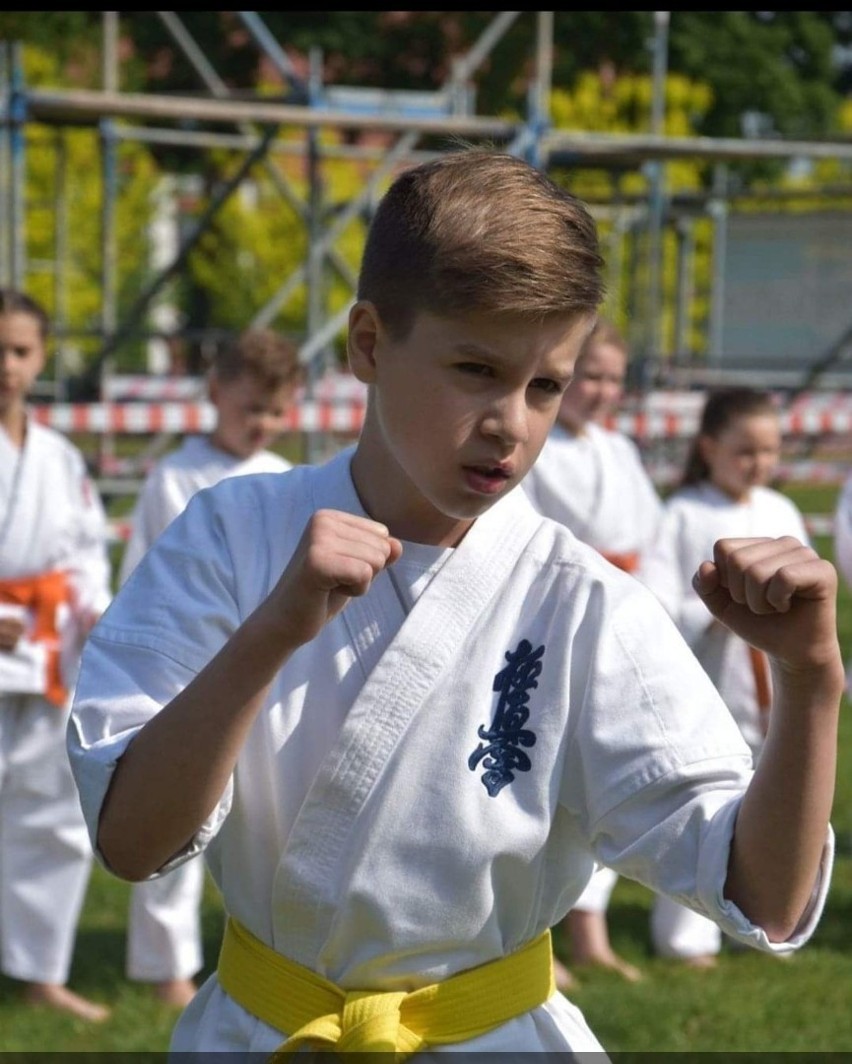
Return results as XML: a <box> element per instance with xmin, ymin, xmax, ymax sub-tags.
<box><xmin>3</xmin><ymin>12</ymin><xmax>850</xmax><ymax>141</ymax></box>
<box><xmin>114</xmin><ymin>12</ymin><xmax>852</xmax><ymax>139</ymax></box>
<box><xmin>184</xmin><ymin>127</ymin><xmax>377</xmax><ymax>350</ymax></box>
<box><xmin>16</xmin><ymin>44</ymin><xmax>160</xmax><ymax>374</ymax></box>
<box><xmin>0</xmin><ymin>12</ymin><xmax>102</xmax><ymax>72</ymax></box>
<box><xmin>4</xmin><ymin>11</ymin><xmax>852</xmax><ymax>370</ymax></box>
<box><xmin>668</xmin><ymin>12</ymin><xmax>848</xmax><ymax>139</ymax></box>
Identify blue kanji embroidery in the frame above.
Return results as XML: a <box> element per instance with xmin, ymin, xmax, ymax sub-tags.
<box><xmin>468</xmin><ymin>638</ymin><xmax>543</xmax><ymax>796</ymax></box>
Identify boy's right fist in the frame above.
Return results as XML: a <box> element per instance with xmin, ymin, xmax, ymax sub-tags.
<box><xmin>264</xmin><ymin>509</ymin><xmax>403</xmax><ymax>647</ymax></box>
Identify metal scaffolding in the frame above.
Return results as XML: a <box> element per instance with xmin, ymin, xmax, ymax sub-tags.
<box><xmin>4</xmin><ymin>10</ymin><xmax>852</xmax><ymax>400</ymax></box>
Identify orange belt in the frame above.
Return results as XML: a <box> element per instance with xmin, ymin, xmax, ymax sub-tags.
<box><xmin>0</xmin><ymin>570</ymin><xmax>70</xmax><ymax>707</ymax></box>
<box><xmin>600</xmin><ymin>550</ymin><xmax>640</xmax><ymax>574</ymax></box>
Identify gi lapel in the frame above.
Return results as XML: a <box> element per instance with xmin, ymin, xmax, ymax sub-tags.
<box><xmin>277</xmin><ymin>462</ymin><xmax>544</xmax><ymax>961</ymax></box>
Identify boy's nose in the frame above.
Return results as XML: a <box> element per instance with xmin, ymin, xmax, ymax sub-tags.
<box><xmin>482</xmin><ymin>394</ymin><xmax>529</xmax><ymax>445</ymax></box>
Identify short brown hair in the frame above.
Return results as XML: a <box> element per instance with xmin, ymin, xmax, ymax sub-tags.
<box><xmin>211</xmin><ymin>328</ymin><xmax>303</xmax><ymax>390</ymax></box>
<box><xmin>357</xmin><ymin>148</ymin><xmax>604</xmax><ymax>338</ymax></box>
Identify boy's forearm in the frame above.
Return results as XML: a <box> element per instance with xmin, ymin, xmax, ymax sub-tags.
<box><xmin>96</xmin><ymin>602</ymin><xmax>299</xmax><ymax>880</ymax></box>
<box><xmin>724</xmin><ymin>660</ymin><xmax>843</xmax><ymax>940</ymax></box>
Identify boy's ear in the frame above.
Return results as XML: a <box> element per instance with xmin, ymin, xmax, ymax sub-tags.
<box><xmin>347</xmin><ymin>301</ymin><xmax>382</xmax><ymax>384</ymax></box>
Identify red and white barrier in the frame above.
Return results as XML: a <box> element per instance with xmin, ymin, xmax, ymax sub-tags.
<box><xmin>609</xmin><ymin>407</ymin><xmax>852</xmax><ymax>439</ymax></box>
<box><xmin>32</xmin><ymin>399</ymin><xmax>367</xmax><ymax>435</ymax></box>
<box><xmin>32</xmin><ymin>400</ymin><xmax>852</xmax><ymax>439</ymax></box>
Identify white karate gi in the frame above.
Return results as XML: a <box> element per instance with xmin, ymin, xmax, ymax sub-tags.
<box><xmin>120</xmin><ymin>436</ymin><xmax>292</xmax><ymax>984</ymax></box>
<box><xmin>68</xmin><ymin>446</ymin><xmax>833</xmax><ymax>1055</ymax></box>
<box><xmin>522</xmin><ymin>421</ymin><xmax>664</xmax><ymax>913</ymax></box>
<box><xmin>521</xmin><ymin>421</ymin><xmax>662</xmax><ymax>560</ymax></box>
<box><xmin>0</xmin><ymin>417</ymin><xmax>111</xmax><ymax>983</ymax></box>
<box><xmin>638</xmin><ymin>480</ymin><xmax>810</xmax><ymax>959</ymax></box>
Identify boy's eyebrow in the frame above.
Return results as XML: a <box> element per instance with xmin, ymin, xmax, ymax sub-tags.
<box><xmin>453</xmin><ymin>341</ymin><xmax>573</xmax><ymax>382</ymax></box>
<box><xmin>453</xmin><ymin>341</ymin><xmax>499</xmax><ymax>360</ymax></box>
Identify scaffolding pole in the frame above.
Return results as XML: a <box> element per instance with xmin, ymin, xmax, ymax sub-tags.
<box><xmin>5</xmin><ymin>10</ymin><xmax>852</xmax><ymax>402</ymax></box>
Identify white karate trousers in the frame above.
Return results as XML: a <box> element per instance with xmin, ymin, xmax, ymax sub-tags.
<box><xmin>127</xmin><ymin>859</ymin><xmax>205</xmax><ymax>982</ymax></box>
<box><xmin>0</xmin><ymin>694</ymin><xmax>93</xmax><ymax>983</ymax></box>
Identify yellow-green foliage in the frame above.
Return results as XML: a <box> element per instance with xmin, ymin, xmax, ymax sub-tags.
<box><xmin>734</xmin><ymin>101</ymin><xmax>852</xmax><ymax>214</ymax></box>
<box><xmin>549</xmin><ymin>70</ymin><xmax>714</xmax><ymax>356</ymax></box>
<box><xmin>21</xmin><ymin>45</ymin><xmax>160</xmax><ymax>371</ymax></box>
<box><xmin>548</xmin><ymin>67</ymin><xmax>852</xmax><ymax>359</ymax></box>
<box><xmin>186</xmin><ymin>126</ymin><xmax>375</xmax><ymax>344</ymax></box>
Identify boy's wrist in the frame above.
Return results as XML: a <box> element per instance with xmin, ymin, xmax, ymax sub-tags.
<box><xmin>770</xmin><ymin>656</ymin><xmax>846</xmax><ymax>706</ymax></box>
<box><xmin>244</xmin><ymin>598</ymin><xmax>306</xmax><ymax>658</ymax></box>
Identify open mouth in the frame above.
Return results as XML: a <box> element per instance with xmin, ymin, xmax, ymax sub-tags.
<box><xmin>463</xmin><ymin>464</ymin><xmax>512</xmax><ymax>494</ymax></box>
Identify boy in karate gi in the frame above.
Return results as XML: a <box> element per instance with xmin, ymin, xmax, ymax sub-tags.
<box><xmin>0</xmin><ymin>288</ymin><xmax>111</xmax><ymax>1021</ymax></box>
<box><xmin>68</xmin><ymin>149</ymin><xmax>842</xmax><ymax>1056</ymax></box>
<box><xmin>120</xmin><ymin>327</ymin><xmax>301</xmax><ymax>1007</ymax></box>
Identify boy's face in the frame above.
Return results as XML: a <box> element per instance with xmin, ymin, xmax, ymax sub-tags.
<box><xmin>208</xmin><ymin>372</ymin><xmax>294</xmax><ymax>459</ymax></box>
<box><xmin>0</xmin><ymin>312</ymin><xmax>46</xmax><ymax>418</ymax></box>
<box><xmin>557</xmin><ymin>339</ymin><xmax>626</xmax><ymax>433</ymax></box>
<box><xmin>349</xmin><ymin>305</ymin><xmax>595</xmax><ymax>546</ymax></box>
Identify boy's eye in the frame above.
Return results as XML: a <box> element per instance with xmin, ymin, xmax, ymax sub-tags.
<box><xmin>529</xmin><ymin>378</ymin><xmax>563</xmax><ymax>395</ymax></box>
<box><xmin>456</xmin><ymin>362</ymin><xmax>494</xmax><ymax>377</ymax></box>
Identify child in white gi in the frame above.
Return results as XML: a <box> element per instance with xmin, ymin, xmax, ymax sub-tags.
<box><xmin>120</xmin><ymin>327</ymin><xmax>302</xmax><ymax>1007</ymax></box>
<box><xmin>638</xmin><ymin>386</ymin><xmax>811</xmax><ymax>967</ymax></box>
<box><xmin>0</xmin><ymin>288</ymin><xmax>111</xmax><ymax>1021</ymax></box>
<box><xmin>68</xmin><ymin>149</ymin><xmax>841</xmax><ymax>1057</ymax></box>
<box><xmin>523</xmin><ymin>318</ymin><xmax>661</xmax><ymax>988</ymax></box>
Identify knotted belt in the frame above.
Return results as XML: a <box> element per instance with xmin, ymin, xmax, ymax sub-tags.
<box><xmin>0</xmin><ymin>570</ymin><xmax>70</xmax><ymax>707</ymax></box>
<box><xmin>218</xmin><ymin>915</ymin><xmax>555</xmax><ymax>1060</ymax></box>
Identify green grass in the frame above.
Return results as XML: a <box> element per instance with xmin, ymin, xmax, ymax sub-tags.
<box><xmin>0</xmin><ymin>870</ymin><xmax>226</xmax><ymax>1050</ymax></box>
<box><xmin>2</xmin><ymin>480</ymin><xmax>850</xmax><ymax>1051</ymax></box>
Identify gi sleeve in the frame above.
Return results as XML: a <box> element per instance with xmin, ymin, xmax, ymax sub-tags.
<box><xmin>560</xmin><ymin>575</ymin><xmax>834</xmax><ymax>955</ymax></box>
<box><xmin>67</xmin><ymin>485</ymin><xmax>243</xmax><ymax>876</ymax></box>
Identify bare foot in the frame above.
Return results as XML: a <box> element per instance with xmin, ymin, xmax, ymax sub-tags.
<box><xmin>23</xmin><ymin>983</ymin><xmax>111</xmax><ymax>1022</ymax></box>
<box><xmin>152</xmin><ymin>977</ymin><xmax>198</xmax><ymax>1007</ymax></box>
<box><xmin>683</xmin><ymin>954</ymin><xmax>718</xmax><ymax>970</ymax></box>
<box><xmin>574</xmin><ymin>951</ymin><xmax>643</xmax><ymax>982</ymax></box>
<box><xmin>553</xmin><ymin>955</ymin><xmax>579</xmax><ymax>992</ymax></box>
<box><xmin>566</xmin><ymin>909</ymin><xmax>643</xmax><ymax>982</ymax></box>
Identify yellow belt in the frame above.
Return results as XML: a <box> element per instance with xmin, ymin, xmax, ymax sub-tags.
<box><xmin>218</xmin><ymin>916</ymin><xmax>555</xmax><ymax>1060</ymax></box>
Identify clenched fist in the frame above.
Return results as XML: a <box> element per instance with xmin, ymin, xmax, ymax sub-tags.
<box><xmin>259</xmin><ymin>509</ymin><xmax>403</xmax><ymax>649</ymax></box>
<box><xmin>693</xmin><ymin>536</ymin><xmax>841</xmax><ymax>674</ymax></box>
